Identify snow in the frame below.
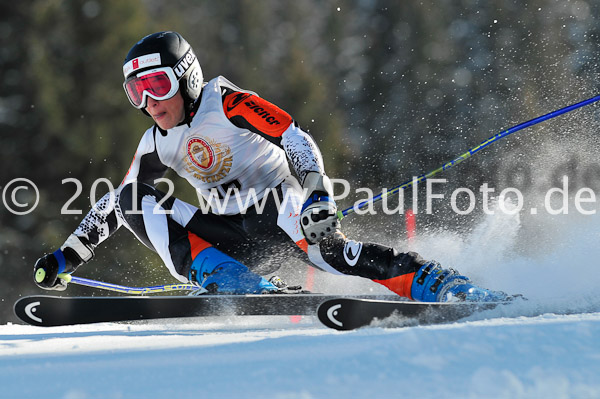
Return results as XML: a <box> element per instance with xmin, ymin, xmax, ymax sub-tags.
<box><xmin>1</xmin><ymin>207</ymin><xmax>600</xmax><ymax>399</ymax></box>
<box><xmin>1</xmin><ymin>313</ymin><xmax>599</xmax><ymax>399</ymax></box>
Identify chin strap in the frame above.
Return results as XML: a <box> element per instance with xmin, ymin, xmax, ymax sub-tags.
<box><xmin>183</xmin><ymin>89</ymin><xmax>203</xmax><ymax>126</ymax></box>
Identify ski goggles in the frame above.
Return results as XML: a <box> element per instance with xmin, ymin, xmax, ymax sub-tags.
<box><xmin>123</xmin><ymin>67</ymin><xmax>180</xmax><ymax>109</ymax></box>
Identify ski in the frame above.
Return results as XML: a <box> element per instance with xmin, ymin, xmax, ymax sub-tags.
<box><xmin>317</xmin><ymin>297</ymin><xmax>502</xmax><ymax>331</ymax></box>
<box><xmin>14</xmin><ymin>294</ymin><xmax>399</xmax><ymax>327</ymax></box>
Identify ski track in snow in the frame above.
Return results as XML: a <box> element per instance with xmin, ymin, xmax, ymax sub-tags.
<box><xmin>2</xmin><ymin>206</ymin><xmax>600</xmax><ymax>399</ymax></box>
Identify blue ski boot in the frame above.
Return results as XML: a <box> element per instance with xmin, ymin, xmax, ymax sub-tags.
<box><xmin>411</xmin><ymin>261</ymin><xmax>509</xmax><ymax>303</ymax></box>
<box><xmin>189</xmin><ymin>245</ymin><xmax>278</xmax><ymax>294</ymax></box>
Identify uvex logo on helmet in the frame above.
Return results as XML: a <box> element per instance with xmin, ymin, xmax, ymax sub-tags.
<box><xmin>174</xmin><ymin>48</ymin><xmax>197</xmax><ymax>79</ymax></box>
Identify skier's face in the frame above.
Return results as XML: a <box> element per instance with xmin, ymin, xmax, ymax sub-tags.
<box><xmin>145</xmin><ymin>91</ymin><xmax>185</xmax><ymax>130</ymax></box>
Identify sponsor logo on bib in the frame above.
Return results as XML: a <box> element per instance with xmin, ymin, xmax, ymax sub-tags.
<box><xmin>184</xmin><ymin>137</ymin><xmax>233</xmax><ymax>183</ymax></box>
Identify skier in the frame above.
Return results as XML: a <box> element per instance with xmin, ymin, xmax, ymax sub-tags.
<box><xmin>33</xmin><ymin>31</ymin><xmax>507</xmax><ymax>302</ymax></box>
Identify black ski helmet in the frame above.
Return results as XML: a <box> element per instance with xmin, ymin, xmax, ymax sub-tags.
<box><xmin>123</xmin><ymin>31</ymin><xmax>203</xmax><ymax>119</ymax></box>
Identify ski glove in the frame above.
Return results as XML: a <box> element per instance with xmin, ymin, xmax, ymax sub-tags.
<box><xmin>300</xmin><ymin>172</ymin><xmax>340</xmax><ymax>244</ymax></box>
<box><xmin>33</xmin><ymin>235</ymin><xmax>94</xmax><ymax>290</ymax></box>
<box><xmin>33</xmin><ymin>251</ymin><xmax>69</xmax><ymax>291</ymax></box>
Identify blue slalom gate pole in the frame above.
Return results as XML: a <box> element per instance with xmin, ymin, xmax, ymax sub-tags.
<box><xmin>340</xmin><ymin>94</ymin><xmax>600</xmax><ymax>219</ymax></box>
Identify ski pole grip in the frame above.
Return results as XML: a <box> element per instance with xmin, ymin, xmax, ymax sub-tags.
<box><xmin>35</xmin><ymin>268</ymin><xmax>46</xmax><ymax>283</ymax></box>
<box><xmin>34</xmin><ymin>270</ymin><xmax>71</xmax><ymax>284</ymax></box>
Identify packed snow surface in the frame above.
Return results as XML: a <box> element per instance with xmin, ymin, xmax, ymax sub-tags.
<box><xmin>0</xmin><ymin>312</ymin><xmax>599</xmax><ymax>399</ymax></box>
<box><xmin>2</xmin><ymin>209</ymin><xmax>600</xmax><ymax>399</ymax></box>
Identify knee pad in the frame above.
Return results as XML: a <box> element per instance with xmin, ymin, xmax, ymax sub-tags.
<box><xmin>315</xmin><ymin>233</ymin><xmax>423</xmax><ymax>279</ymax></box>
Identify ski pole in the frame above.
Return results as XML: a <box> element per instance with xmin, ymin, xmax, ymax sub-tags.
<box><xmin>339</xmin><ymin>94</ymin><xmax>600</xmax><ymax>219</ymax></box>
<box><xmin>58</xmin><ymin>273</ymin><xmax>201</xmax><ymax>295</ymax></box>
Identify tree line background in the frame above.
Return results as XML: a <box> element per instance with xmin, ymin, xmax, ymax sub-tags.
<box><xmin>2</xmin><ymin>0</ymin><xmax>600</xmax><ymax>323</ymax></box>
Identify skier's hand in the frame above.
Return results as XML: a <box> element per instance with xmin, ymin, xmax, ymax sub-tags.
<box><xmin>33</xmin><ymin>252</ymin><xmax>69</xmax><ymax>291</ymax></box>
<box><xmin>301</xmin><ymin>172</ymin><xmax>340</xmax><ymax>244</ymax></box>
<box><xmin>33</xmin><ymin>235</ymin><xmax>94</xmax><ymax>290</ymax></box>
